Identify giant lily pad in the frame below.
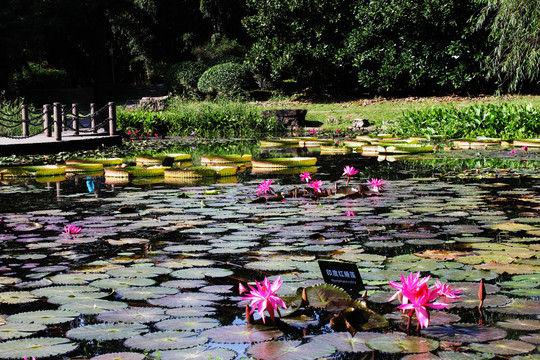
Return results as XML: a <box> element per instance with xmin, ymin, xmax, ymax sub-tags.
<box><xmin>6</xmin><ymin>310</ymin><xmax>80</xmax><ymax>324</ymax></box>
<box><xmin>246</xmin><ymin>340</ymin><xmax>336</xmax><ymax>360</ymax></box>
<box><xmin>60</xmin><ymin>299</ymin><xmax>128</xmax><ymax>315</ymax></box>
<box><xmin>0</xmin><ymin>337</ymin><xmax>77</xmax><ymax>359</ymax></box>
<box><xmin>489</xmin><ymin>299</ymin><xmax>540</xmax><ymax>315</ymax></box>
<box><xmin>97</xmin><ymin>307</ymin><xmax>170</xmax><ymax>323</ymax></box>
<box><xmin>148</xmin><ymin>292</ymin><xmax>223</xmax><ymax>307</ymax></box>
<box><xmin>155</xmin><ymin>317</ymin><xmax>220</xmax><ymax>331</ymax></box>
<box><xmin>0</xmin><ymin>291</ymin><xmax>38</xmax><ymax>304</ymax></box>
<box><xmin>115</xmin><ymin>286</ymin><xmax>179</xmax><ymax>300</ymax></box>
<box><xmin>422</xmin><ymin>323</ymin><xmax>507</xmax><ymax>342</ymax></box>
<box><xmin>90</xmin><ymin>352</ymin><xmax>145</xmax><ymax>360</ymax></box>
<box><xmin>311</xmin><ymin>331</ymin><xmax>381</xmax><ymax>353</ymax></box>
<box><xmin>366</xmin><ymin>333</ymin><xmax>439</xmax><ymax>354</ymax></box>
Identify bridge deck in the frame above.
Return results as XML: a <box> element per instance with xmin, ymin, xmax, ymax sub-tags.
<box><xmin>0</xmin><ymin>132</ymin><xmax>123</xmax><ymax>156</ymax></box>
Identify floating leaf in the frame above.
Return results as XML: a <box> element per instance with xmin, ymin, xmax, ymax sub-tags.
<box><xmin>67</xmin><ymin>323</ymin><xmax>148</xmax><ymax>341</ymax></box>
<box><xmin>246</xmin><ymin>340</ymin><xmax>336</xmax><ymax>360</ymax></box>
<box><xmin>90</xmin><ymin>277</ymin><xmax>156</xmax><ymax>289</ymax></box>
<box><xmin>90</xmin><ymin>352</ymin><xmax>145</xmax><ymax>360</ymax></box>
<box><xmin>148</xmin><ymin>292</ymin><xmax>223</xmax><ymax>307</ymax></box>
<box><xmin>469</xmin><ymin>340</ymin><xmax>536</xmax><ymax>355</ymax></box>
<box><xmin>107</xmin><ymin>266</ymin><xmax>172</xmax><ymax>278</ymax></box>
<box><xmin>497</xmin><ymin>319</ymin><xmax>540</xmax><ymax>331</ymax></box>
<box><xmin>149</xmin><ymin>346</ymin><xmax>236</xmax><ymax>360</ymax></box>
<box><xmin>0</xmin><ymin>337</ymin><xmax>77</xmax><ymax>359</ymax></box>
<box><xmin>491</xmin><ymin>223</ymin><xmax>537</xmax><ymax>232</ymax></box>
<box><xmin>155</xmin><ymin>317</ymin><xmax>220</xmax><ymax>331</ymax></box>
<box><xmin>489</xmin><ymin>299</ymin><xmax>540</xmax><ymax>315</ymax></box>
<box><xmin>366</xmin><ymin>333</ymin><xmax>439</xmax><ymax>354</ymax></box>
<box><xmin>31</xmin><ymin>285</ymin><xmax>100</xmax><ymax>297</ymax></box>
<box><xmin>170</xmin><ymin>267</ymin><xmax>233</xmax><ymax>279</ymax></box>
<box><xmin>123</xmin><ymin>331</ymin><xmax>208</xmax><ymax>350</ymax></box>
<box><xmin>165</xmin><ymin>307</ymin><xmax>216</xmax><ymax>317</ymax></box>
<box><xmin>6</xmin><ymin>310</ymin><xmax>80</xmax><ymax>325</ymax></box>
<box><xmin>520</xmin><ymin>333</ymin><xmax>540</xmax><ymax>345</ymax></box>
<box><xmin>0</xmin><ymin>291</ymin><xmax>38</xmax><ymax>304</ymax></box>
<box><xmin>311</xmin><ymin>331</ymin><xmax>381</xmax><ymax>353</ymax></box>
<box><xmin>201</xmin><ymin>325</ymin><xmax>283</xmax><ymax>343</ymax></box>
<box><xmin>60</xmin><ymin>299</ymin><xmax>128</xmax><ymax>315</ymax></box>
<box><xmin>49</xmin><ymin>273</ymin><xmax>109</xmax><ymax>285</ymax></box>
<box><xmin>47</xmin><ymin>291</ymin><xmax>109</xmax><ymax>305</ymax></box>
<box><xmin>97</xmin><ymin>307</ymin><xmax>170</xmax><ymax>323</ymax></box>
<box><xmin>115</xmin><ymin>286</ymin><xmax>179</xmax><ymax>300</ymax></box>
<box><xmin>304</xmin><ymin>284</ymin><xmax>351</xmax><ymax>309</ymax></box>
<box><xmin>0</xmin><ymin>322</ymin><xmax>46</xmax><ymax>340</ymax></box>
<box><xmin>422</xmin><ymin>323</ymin><xmax>507</xmax><ymax>342</ymax></box>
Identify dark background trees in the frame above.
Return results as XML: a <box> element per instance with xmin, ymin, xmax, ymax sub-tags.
<box><xmin>1</xmin><ymin>0</ymin><xmax>538</xmax><ymax>102</ymax></box>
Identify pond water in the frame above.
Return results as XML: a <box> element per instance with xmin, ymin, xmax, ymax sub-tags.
<box><xmin>0</xmin><ymin>142</ymin><xmax>539</xmax><ymax>360</ymax></box>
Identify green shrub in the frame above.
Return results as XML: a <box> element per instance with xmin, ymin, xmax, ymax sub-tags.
<box><xmin>389</xmin><ymin>103</ymin><xmax>540</xmax><ymax>140</ymax></box>
<box><xmin>12</xmin><ymin>62</ymin><xmax>70</xmax><ymax>90</ymax></box>
<box><xmin>164</xmin><ymin>61</ymin><xmax>209</xmax><ymax>97</ymax></box>
<box><xmin>197</xmin><ymin>63</ymin><xmax>255</xmax><ymax>97</ymax></box>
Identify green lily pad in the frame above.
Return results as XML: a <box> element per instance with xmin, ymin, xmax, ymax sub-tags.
<box><xmin>155</xmin><ymin>317</ymin><xmax>220</xmax><ymax>331</ymax></box>
<box><xmin>123</xmin><ymin>331</ymin><xmax>208</xmax><ymax>350</ymax></box>
<box><xmin>49</xmin><ymin>273</ymin><xmax>109</xmax><ymax>285</ymax></box>
<box><xmin>60</xmin><ymin>299</ymin><xmax>128</xmax><ymax>315</ymax></box>
<box><xmin>165</xmin><ymin>307</ymin><xmax>216</xmax><ymax>317</ymax></box>
<box><xmin>0</xmin><ymin>337</ymin><xmax>78</xmax><ymax>359</ymax></box>
<box><xmin>246</xmin><ymin>340</ymin><xmax>336</xmax><ymax>360</ymax></box>
<box><xmin>97</xmin><ymin>307</ymin><xmax>170</xmax><ymax>323</ymax></box>
<box><xmin>107</xmin><ymin>266</ymin><xmax>172</xmax><ymax>278</ymax></box>
<box><xmin>520</xmin><ymin>333</ymin><xmax>540</xmax><ymax>345</ymax></box>
<box><xmin>31</xmin><ymin>285</ymin><xmax>100</xmax><ymax>297</ymax></box>
<box><xmin>489</xmin><ymin>299</ymin><xmax>540</xmax><ymax>315</ymax></box>
<box><xmin>90</xmin><ymin>352</ymin><xmax>145</xmax><ymax>360</ymax></box>
<box><xmin>422</xmin><ymin>323</ymin><xmax>507</xmax><ymax>342</ymax></box>
<box><xmin>0</xmin><ymin>322</ymin><xmax>46</xmax><ymax>340</ymax></box>
<box><xmin>90</xmin><ymin>277</ymin><xmax>156</xmax><ymax>289</ymax></box>
<box><xmin>469</xmin><ymin>340</ymin><xmax>536</xmax><ymax>355</ymax></box>
<box><xmin>497</xmin><ymin>319</ymin><xmax>540</xmax><ymax>331</ymax></box>
<box><xmin>115</xmin><ymin>286</ymin><xmax>179</xmax><ymax>300</ymax></box>
<box><xmin>47</xmin><ymin>291</ymin><xmax>110</xmax><ymax>304</ymax></box>
<box><xmin>366</xmin><ymin>333</ymin><xmax>439</xmax><ymax>354</ymax></box>
<box><xmin>148</xmin><ymin>292</ymin><xmax>223</xmax><ymax>307</ymax></box>
<box><xmin>6</xmin><ymin>310</ymin><xmax>80</xmax><ymax>324</ymax></box>
<box><xmin>201</xmin><ymin>324</ymin><xmax>283</xmax><ymax>343</ymax></box>
<box><xmin>149</xmin><ymin>346</ymin><xmax>236</xmax><ymax>360</ymax></box>
<box><xmin>0</xmin><ymin>291</ymin><xmax>38</xmax><ymax>304</ymax></box>
<box><xmin>311</xmin><ymin>331</ymin><xmax>381</xmax><ymax>353</ymax></box>
<box><xmin>170</xmin><ymin>267</ymin><xmax>233</xmax><ymax>279</ymax></box>
<box><xmin>67</xmin><ymin>323</ymin><xmax>148</xmax><ymax>341</ymax></box>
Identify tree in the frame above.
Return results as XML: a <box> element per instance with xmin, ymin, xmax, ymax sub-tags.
<box><xmin>343</xmin><ymin>0</ymin><xmax>489</xmax><ymax>94</ymax></box>
<box><xmin>478</xmin><ymin>0</ymin><xmax>540</xmax><ymax>92</ymax></box>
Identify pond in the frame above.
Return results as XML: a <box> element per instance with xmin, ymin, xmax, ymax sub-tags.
<box><xmin>0</xmin><ymin>140</ymin><xmax>539</xmax><ymax>360</ymax></box>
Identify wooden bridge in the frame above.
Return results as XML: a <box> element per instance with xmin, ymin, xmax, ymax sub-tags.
<box><xmin>0</xmin><ymin>102</ymin><xmax>123</xmax><ymax>155</ymax></box>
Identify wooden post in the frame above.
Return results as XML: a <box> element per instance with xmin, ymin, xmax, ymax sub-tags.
<box><xmin>90</xmin><ymin>103</ymin><xmax>97</xmax><ymax>134</ymax></box>
<box><xmin>72</xmin><ymin>103</ymin><xmax>79</xmax><ymax>135</ymax></box>
<box><xmin>53</xmin><ymin>102</ymin><xmax>62</xmax><ymax>141</ymax></box>
<box><xmin>21</xmin><ymin>104</ymin><xmax>29</xmax><ymax>137</ymax></box>
<box><xmin>108</xmin><ymin>101</ymin><xmax>116</xmax><ymax>136</ymax></box>
<box><xmin>43</xmin><ymin>104</ymin><xmax>52</xmax><ymax>137</ymax></box>
<box><xmin>61</xmin><ymin>104</ymin><xmax>67</xmax><ymax>130</ymax></box>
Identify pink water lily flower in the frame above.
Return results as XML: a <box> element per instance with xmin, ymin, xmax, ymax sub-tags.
<box><xmin>398</xmin><ymin>285</ymin><xmax>449</xmax><ymax>329</ymax></box>
<box><xmin>257</xmin><ymin>180</ymin><xmax>275</xmax><ymax>196</ymax></box>
<box><xmin>342</xmin><ymin>166</ymin><xmax>359</xmax><ymax>185</ymax></box>
<box><xmin>432</xmin><ymin>280</ymin><xmax>462</xmax><ymax>299</ymax></box>
<box><xmin>308</xmin><ymin>180</ymin><xmax>323</xmax><ymax>193</ymax></box>
<box><xmin>388</xmin><ymin>271</ymin><xmax>431</xmax><ymax>305</ymax></box>
<box><xmin>509</xmin><ymin>149</ymin><xmax>517</xmax><ymax>154</ymax></box>
<box><xmin>299</xmin><ymin>172</ymin><xmax>312</xmax><ymax>183</ymax></box>
<box><xmin>345</xmin><ymin>211</ymin><xmax>355</xmax><ymax>217</ymax></box>
<box><xmin>241</xmin><ymin>276</ymin><xmax>287</xmax><ymax>324</ymax></box>
<box><xmin>367</xmin><ymin>178</ymin><xmax>386</xmax><ymax>192</ymax></box>
<box><xmin>63</xmin><ymin>224</ymin><xmax>82</xmax><ymax>235</ymax></box>
<box><xmin>522</xmin><ymin>145</ymin><xmax>528</xmax><ymax>152</ymax></box>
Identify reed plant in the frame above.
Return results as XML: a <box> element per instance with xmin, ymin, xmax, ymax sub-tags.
<box><xmin>389</xmin><ymin>103</ymin><xmax>540</xmax><ymax>140</ymax></box>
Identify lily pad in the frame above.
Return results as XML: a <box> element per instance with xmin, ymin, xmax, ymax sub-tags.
<box><xmin>469</xmin><ymin>340</ymin><xmax>536</xmax><ymax>355</ymax></box>
<box><xmin>311</xmin><ymin>331</ymin><xmax>381</xmax><ymax>353</ymax></box>
<box><xmin>60</xmin><ymin>299</ymin><xmax>128</xmax><ymax>315</ymax></box>
<box><xmin>0</xmin><ymin>322</ymin><xmax>46</xmax><ymax>340</ymax></box>
<box><xmin>115</xmin><ymin>286</ymin><xmax>179</xmax><ymax>300</ymax></box>
<box><xmin>148</xmin><ymin>292</ymin><xmax>223</xmax><ymax>307</ymax></box>
<box><xmin>366</xmin><ymin>333</ymin><xmax>439</xmax><ymax>354</ymax></box>
<box><xmin>107</xmin><ymin>266</ymin><xmax>172</xmax><ymax>278</ymax></box>
<box><xmin>0</xmin><ymin>337</ymin><xmax>77</xmax><ymax>359</ymax></box>
<box><xmin>90</xmin><ymin>277</ymin><xmax>156</xmax><ymax>289</ymax></box>
<box><xmin>97</xmin><ymin>307</ymin><xmax>170</xmax><ymax>323</ymax></box>
<box><xmin>123</xmin><ymin>330</ymin><xmax>208</xmax><ymax>350</ymax></box>
<box><xmin>0</xmin><ymin>291</ymin><xmax>38</xmax><ymax>304</ymax></box>
<box><xmin>497</xmin><ymin>319</ymin><xmax>540</xmax><ymax>331</ymax></box>
<box><xmin>6</xmin><ymin>310</ymin><xmax>80</xmax><ymax>324</ymax></box>
<box><xmin>148</xmin><ymin>346</ymin><xmax>236</xmax><ymax>360</ymax></box>
<box><xmin>170</xmin><ymin>267</ymin><xmax>233</xmax><ymax>279</ymax></box>
<box><xmin>67</xmin><ymin>323</ymin><xmax>148</xmax><ymax>341</ymax></box>
<box><xmin>90</xmin><ymin>352</ymin><xmax>145</xmax><ymax>360</ymax></box>
<box><xmin>489</xmin><ymin>299</ymin><xmax>540</xmax><ymax>315</ymax></box>
<box><xmin>201</xmin><ymin>324</ymin><xmax>283</xmax><ymax>343</ymax></box>
<box><xmin>165</xmin><ymin>307</ymin><xmax>216</xmax><ymax>317</ymax></box>
<box><xmin>246</xmin><ymin>340</ymin><xmax>336</xmax><ymax>360</ymax></box>
<box><xmin>421</xmin><ymin>323</ymin><xmax>507</xmax><ymax>342</ymax></box>
<box><xmin>155</xmin><ymin>317</ymin><xmax>220</xmax><ymax>331</ymax></box>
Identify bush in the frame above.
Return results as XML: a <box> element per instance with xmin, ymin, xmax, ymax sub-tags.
<box><xmin>12</xmin><ymin>62</ymin><xmax>71</xmax><ymax>90</ymax></box>
<box><xmin>164</xmin><ymin>61</ymin><xmax>209</xmax><ymax>97</ymax></box>
<box><xmin>197</xmin><ymin>63</ymin><xmax>255</xmax><ymax>97</ymax></box>
<box><xmin>389</xmin><ymin>103</ymin><xmax>540</xmax><ymax>140</ymax></box>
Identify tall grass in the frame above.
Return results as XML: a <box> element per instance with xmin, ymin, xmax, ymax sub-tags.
<box><xmin>118</xmin><ymin>99</ymin><xmax>286</xmax><ymax>138</ymax></box>
<box><xmin>389</xmin><ymin>103</ymin><xmax>540</xmax><ymax>139</ymax></box>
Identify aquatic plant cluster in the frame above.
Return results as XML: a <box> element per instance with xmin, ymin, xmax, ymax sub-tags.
<box><xmin>0</xmin><ymin>138</ymin><xmax>539</xmax><ymax>359</ymax></box>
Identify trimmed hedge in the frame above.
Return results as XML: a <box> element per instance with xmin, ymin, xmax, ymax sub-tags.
<box><xmin>164</xmin><ymin>61</ymin><xmax>209</xmax><ymax>96</ymax></box>
<box><xmin>197</xmin><ymin>62</ymin><xmax>255</xmax><ymax>96</ymax></box>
